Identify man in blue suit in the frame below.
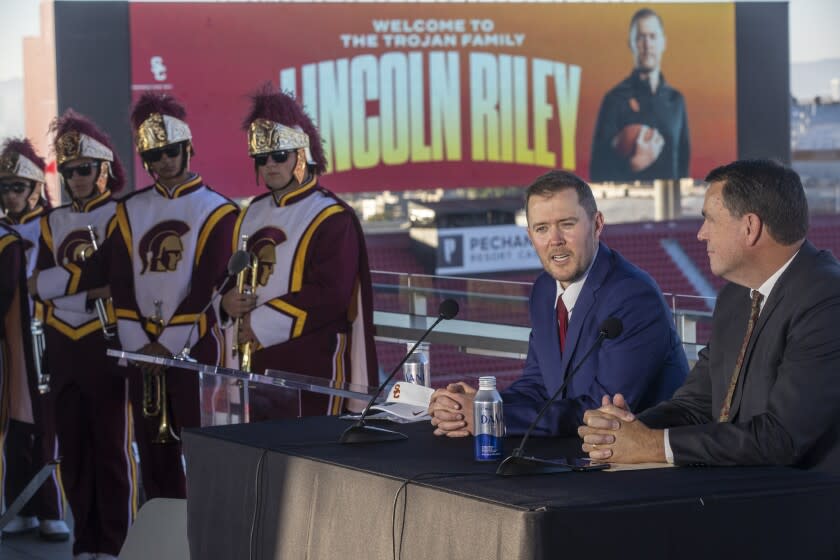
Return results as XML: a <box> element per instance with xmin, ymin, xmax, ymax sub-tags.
<box><xmin>429</xmin><ymin>170</ymin><xmax>688</xmax><ymax>436</ymax></box>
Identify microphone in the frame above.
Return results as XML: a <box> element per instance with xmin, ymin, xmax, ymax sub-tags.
<box><xmin>340</xmin><ymin>298</ymin><xmax>460</xmax><ymax>444</ymax></box>
<box><xmin>496</xmin><ymin>317</ymin><xmax>623</xmax><ymax>476</ymax></box>
<box><xmin>173</xmin><ymin>250</ymin><xmax>251</xmax><ymax>362</ymax></box>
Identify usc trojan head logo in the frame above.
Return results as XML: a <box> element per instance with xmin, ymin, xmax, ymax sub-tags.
<box><xmin>57</xmin><ymin>230</ymin><xmax>95</xmax><ymax>265</ymax></box>
<box><xmin>247</xmin><ymin>227</ymin><xmax>286</xmax><ymax>287</ymax></box>
<box><xmin>139</xmin><ymin>220</ymin><xmax>190</xmax><ymax>274</ymax></box>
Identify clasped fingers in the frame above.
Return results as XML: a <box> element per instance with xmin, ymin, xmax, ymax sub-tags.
<box><xmin>577</xmin><ymin>428</ymin><xmax>616</xmax><ymax>446</ymax></box>
<box><xmin>582</xmin><ymin>409</ymin><xmax>621</xmax><ymax>430</ymax></box>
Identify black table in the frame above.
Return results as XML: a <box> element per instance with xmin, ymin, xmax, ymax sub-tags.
<box><xmin>183</xmin><ymin>417</ymin><xmax>840</xmax><ymax>559</ymax></box>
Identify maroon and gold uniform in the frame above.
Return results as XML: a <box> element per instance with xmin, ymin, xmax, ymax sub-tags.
<box><xmin>116</xmin><ymin>93</ymin><xmax>237</xmax><ymax>499</ymax></box>
<box><xmin>0</xmin><ymin>224</ymin><xmax>31</xmax><ymax>512</ymax></box>
<box><xmin>32</xmin><ymin>110</ymin><xmax>137</xmax><ymax>557</ymax></box>
<box><xmin>0</xmin><ymin>139</ymin><xmax>65</xmax><ymax>539</ymax></box>
<box><xmin>227</xmin><ymin>87</ymin><xmax>377</xmax><ymax>420</ymax></box>
<box><xmin>233</xmin><ymin>180</ymin><xmax>377</xmax><ymax>418</ymax></box>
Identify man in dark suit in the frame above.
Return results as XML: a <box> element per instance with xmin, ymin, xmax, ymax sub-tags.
<box><xmin>429</xmin><ymin>170</ymin><xmax>688</xmax><ymax>437</ymax></box>
<box><xmin>579</xmin><ymin>159</ymin><xmax>840</xmax><ymax>473</ymax></box>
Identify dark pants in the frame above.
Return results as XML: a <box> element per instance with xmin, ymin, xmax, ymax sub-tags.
<box><xmin>4</xmin><ymin>417</ymin><xmax>63</xmax><ymax>521</ymax></box>
<box><xmin>250</xmin><ymin>342</ymin><xmax>340</xmax><ymax>421</ymax></box>
<box><xmin>127</xmin><ymin>333</ymin><xmax>211</xmax><ymax>500</ymax></box>
<box><xmin>49</xmin><ymin>330</ymin><xmax>136</xmax><ymax>556</ymax></box>
<box><xmin>129</xmin><ymin>365</ymin><xmax>200</xmax><ymax>499</ymax></box>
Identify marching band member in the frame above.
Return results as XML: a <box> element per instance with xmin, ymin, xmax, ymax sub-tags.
<box><xmin>221</xmin><ymin>86</ymin><xmax>378</xmax><ymax>420</ymax></box>
<box><xmin>0</xmin><ymin>223</ymin><xmax>32</xmax><ymax>543</ymax></box>
<box><xmin>0</xmin><ymin>139</ymin><xmax>68</xmax><ymax>542</ymax></box>
<box><xmin>109</xmin><ymin>93</ymin><xmax>237</xmax><ymax>499</ymax></box>
<box><xmin>29</xmin><ymin>112</ymin><xmax>137</xmax><ymax>559</ymax></box>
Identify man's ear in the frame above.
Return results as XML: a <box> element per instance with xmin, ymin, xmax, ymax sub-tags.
<box><xmin>744</xmin><ymin>213</ymin><xmax>763</xmax><ymax>247</ymax></box>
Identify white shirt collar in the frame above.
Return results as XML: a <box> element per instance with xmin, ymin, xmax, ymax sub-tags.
<box><xmin>555</xmin><ymin>245</ymin><xmax>599</xmax><ymax>317</ymax></box>
<box><xmin>754</xmin><ymin>250</ymin><xmax>799</xmax><ymax>311</ymax></box>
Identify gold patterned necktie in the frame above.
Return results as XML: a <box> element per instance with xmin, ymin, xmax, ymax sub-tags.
<box><xmin>718</xmin><ymin>290</ymin><xmax>764</xmax><ymax>422</ymax></box>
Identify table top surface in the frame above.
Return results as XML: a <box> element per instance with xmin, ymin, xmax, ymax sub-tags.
<box><xmin>185</xmin><ymin>416</ymin><xmax>840</xmax><ymax>512</ymax></box>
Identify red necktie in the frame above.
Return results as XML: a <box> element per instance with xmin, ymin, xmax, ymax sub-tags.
<box><xmin>557</xmin><ymin>295</ymin><xmax>569</xmax><ymax>353</ymax></box>
<box><xmin>718</xmin><ymin>290</ymin><xmax>763</xmax><ymax>422</ymax></box>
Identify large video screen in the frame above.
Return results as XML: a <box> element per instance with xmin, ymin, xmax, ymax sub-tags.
<box><xmin>129</xmin><ymin>2</ymin><xmax>737</xmax><ymax>196</ymax></box>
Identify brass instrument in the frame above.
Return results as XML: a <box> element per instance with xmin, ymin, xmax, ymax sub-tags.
<box><xmin>142</xmin><ymin>300</ymin><xmax>178</xmax><ymax>443</ymax></box>
<box><xmin>232</xmin><ymin>234</ymin><xmax>259</xmax><ymax>373</ymax></box>
<box><xmin>30</xmin><ymin>317</ymin><xmax>50</xmax><ymax>394</ymax></box>
<box><xmin>85</xmin><ymin>225</ymin><xmax>117</xmax><ymax>340</ymax></box>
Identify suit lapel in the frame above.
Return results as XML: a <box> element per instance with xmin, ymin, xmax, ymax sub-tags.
<box><xmin>536</xmin><ymin>276</ymin><xmax>565</xmax><ymax>395</ymax></box>
<box><xmin>728</xmin><ymin>290</ymin><xmax>782</xmax><ymax>419</ymax></box>
<box><xmin>559</xmin><ymin>243</ymin><xmax>610</xmax><ymax>393</ymax></box>
<box><xmin>728</xmin><ymin>242</ymin><xmax>814</xmax><ymax>419</ymax></box>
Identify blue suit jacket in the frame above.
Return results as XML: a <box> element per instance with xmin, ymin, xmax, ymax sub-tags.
<box><xmin>504</xmin><ymin>242</ymin><xmax>688</xmax><ymax>436</ymax></box>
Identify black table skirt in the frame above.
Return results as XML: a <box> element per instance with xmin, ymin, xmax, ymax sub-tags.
<box><xmin>183</xmin><ymin>417</ymin><xmax>840</xmax><ymax>559</ymax></box>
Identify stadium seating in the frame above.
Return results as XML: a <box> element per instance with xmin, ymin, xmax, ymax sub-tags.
<box><xmin>366</xmin><ymin>214</ymin><xmax>840</xmax><ymax>387</ymax></box>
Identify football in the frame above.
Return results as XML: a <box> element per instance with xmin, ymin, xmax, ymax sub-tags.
<box><xmin>611</xmin><ymin>124</ymin><xmax>655</xmax><ymax>159</ymax></box>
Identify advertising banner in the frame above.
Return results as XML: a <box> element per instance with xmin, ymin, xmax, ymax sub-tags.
<box><xmin>130</xmin><ymin>2</ymin><xmax>736</xmax><ymax>197</ymax></box>
<box><xmin>434</xmin><ymin>225</ymin><xmax>539</xmax><ymax>275</ymax></box>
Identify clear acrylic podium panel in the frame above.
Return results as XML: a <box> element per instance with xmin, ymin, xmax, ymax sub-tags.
<box><xmin>203</xmin><ymin>370</ymin><xmax>377</xmax><ymax>427</ymax></box>
<box><xmin>106</xmin><ymin>350</ymin><xmax>377</xmax><ymax>427</ymax></box>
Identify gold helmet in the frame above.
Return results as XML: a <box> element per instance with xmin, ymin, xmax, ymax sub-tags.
<box><xmin>131</xmin><ymin>93</ymin><xmax>192</xmax><ymax>153</ymax></box>
<box><xmin>131</xmin><ymin>93</ymin><xmax>194</xmax><ymax>178</ymax></box>
<box><xmin>135</xmin><ymin>112</ymin><xmax>192</xmax><ymax>154</ymax></box>
<box><xmin>49</xmin><ymin>110</ymin><xmax>125</xmax><ymax>195</ymax></box>
<box><xmin>242</xmin><ymin>85</ymin><xmax>326</xmax><ymax>184</ymax></box>
<box><xmin>55</xmin><ymin>130</ymin><xmax>114</xmax><ymax>167</ymax></box>
<box><xmin>0</xmin><ymin>138</ymin><xmax>46</xmax><ymax>184</ymax></box>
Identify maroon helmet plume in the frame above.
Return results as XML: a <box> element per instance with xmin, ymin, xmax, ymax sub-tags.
<box><xmin>49</xmin><ymin>109</ymin><xmax>125</xmax><ymax>193</ymax></box>
<box><xmin>242</xmin><ymin>84</ymin><xmax>327</xmax><ymax>174</ymax></box>
<box><xmin>130</xmin><ymin>92</ymin><xmax>188</xmax><ymax>130</ymax></box>
<box><xmin>1</xmin><ymin>138</ymin><xmax>46</xmax><ymax>173</ymax></box>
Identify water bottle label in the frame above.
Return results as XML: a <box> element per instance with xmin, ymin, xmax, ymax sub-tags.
<box><xmin>474</xmin><ymin>433</ymin><xmax>503</xmax><ymax>461</ymax></box>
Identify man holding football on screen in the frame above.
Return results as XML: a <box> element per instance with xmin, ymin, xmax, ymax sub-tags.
<box><xmin>590</xmin><ymin>8</ymin><xmax>690</xmax><ymax>182</ymax></box>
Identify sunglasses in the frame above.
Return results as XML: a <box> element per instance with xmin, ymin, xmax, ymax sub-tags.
<box><xmin>0</xmin><ymin>181</ymin><xmax>31</xmax><ymax>195</ymax></box>
<box><xmin>253</xmin><ymin>151</ymin><xmax>291</xmax><ymax>166</ymax></box>
<box><xmin>142</xmin><ymin>143</ymin><xmax>182</xmax><ymax>164</ymax></box>
<box><xmin>60</xmin><ymin>162</ymin><xmax>99</xmax><ymax>181</ymax></box>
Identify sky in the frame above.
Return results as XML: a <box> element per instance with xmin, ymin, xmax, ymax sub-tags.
<box><xmin>788</xmin><ymin>0</ymin><xmax>840</xmax><ymax>63</ymax></box>
<box><xmin>0</xmin><ymin>0</ymin><xmax>41</xmax><ymax>82</ymax></box>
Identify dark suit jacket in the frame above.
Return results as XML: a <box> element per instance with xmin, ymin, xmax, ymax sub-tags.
<box><xmin>504</xmin><ymin>242</ymin><xmax>688</xmax><ymax>436</ymax></box>
<box><xmin>639</xmin><ymin>241</ymin><xmax>840</xmax><ymax>473</ymax></box>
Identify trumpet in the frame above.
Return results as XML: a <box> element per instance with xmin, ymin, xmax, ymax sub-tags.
<box><xmin>85</xmin><ymin>225</ymin><xmax>117</xmax><ymax>340</ymax></box>
<box><xmin>30</xmin><ymin>317</ymin><xmax>50</xmax><ymax>394</ymax></box>
<box><xmin>232</xmin><ymin>234</ymin><xmax>259</xmax><ymax>373</ymax></box>
<box><xmin>142</xmin><ymin>300</ymin><xmax>178</xmax><ymax>443</ymax></box>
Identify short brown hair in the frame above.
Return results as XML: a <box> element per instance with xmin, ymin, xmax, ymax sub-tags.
<box><xmin>525</xmin><ymin>170</ymin><xmax>598</xmax><ymax>220</ymax></box>
<box><xmin>629</xmin><ymin>8</ymin><xmax>664</xmax><ymax>36</ymax></box>
<box><xmin>705</xmin><ymin>159</ymin><xmax>808</xmax><ymax>245</ymax></box>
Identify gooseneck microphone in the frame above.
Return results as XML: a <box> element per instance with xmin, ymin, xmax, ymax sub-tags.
<box><xmin>174</xmin><ymin>250</ymin><xmax>252</xmax><ymax>362</ymax></box>
<box><xmin>341</xmin><ymin>298</ymin><xmax>460</xmax><ymax>444</ymax></box>
<box><xmin>496</xmin><ymin>317</ymin><xmax>623</xmax><ymax>476</ymax></box>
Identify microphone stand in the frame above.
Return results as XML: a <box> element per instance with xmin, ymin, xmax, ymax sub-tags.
<box><xmin>172</xmin><ymin>290</ymin><xmax>223</xmax><ymax>362</ymax></box>
<box><xmin>496</xmin><ymin>330</ymin><xmax>609</xmax><ymax>476</ymax></box>
<box><xmin>341</xmin><ymin>303</ymin><xmax>456</xmax><ymax>444</ymax></box>
<box><xmin>173</xmin><ymin>253</ymin><xmax>249</xmax><ymax>362</ymax></box>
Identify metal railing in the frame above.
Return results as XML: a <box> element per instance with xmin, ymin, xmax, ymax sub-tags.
<box><xmin>371</xmin><ymin>271</ymin><xmax>715</xmax><ymax>363</ymax></box>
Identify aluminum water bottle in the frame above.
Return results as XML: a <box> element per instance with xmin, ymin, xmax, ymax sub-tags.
<box><xmin>473</xmin><ymin>376</ymin><xmax>505</xmax><ymax>462</ymax></box>
<box><xmin>402</xmin><ymin>351</ymin><xmax>431</xmax><ymax>387</ymax></box>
